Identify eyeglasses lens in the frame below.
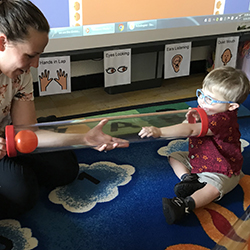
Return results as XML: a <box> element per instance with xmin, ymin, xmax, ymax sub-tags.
<box><xmin>197</xmin><ymin>89</ymin><xmax>213</xmax><ymax>105</ymax></box>
<box><xmin>204</xmin><ymin>96</ymin><xmax>213</xmax><ymax>105</ymax></box>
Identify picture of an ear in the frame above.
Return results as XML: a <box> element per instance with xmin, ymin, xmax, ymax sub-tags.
<box><xmin>228</xmin><ymin>102</ymin><xmax>239</xmax><ymax>111</ymax></box>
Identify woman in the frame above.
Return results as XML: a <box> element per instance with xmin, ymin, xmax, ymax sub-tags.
<box><xmin>0</xmin><ymin>0</ymin><xmax>128</xmax><ymax>217</ymax></box>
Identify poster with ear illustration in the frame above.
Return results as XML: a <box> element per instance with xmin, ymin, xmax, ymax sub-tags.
<box><xmin>164</xmin><ymin>42</ymin><xmax>191</xmax><ymax>79</ymax></box>
<box><xmin>214</xmin><ymin>36</ymin><xmax>239</xmax><ymax>69</ymax></box>
<box><xmin>38</xmin><ymin>56</ymin><xmax>71</xmax><ymax>96</ymax></box>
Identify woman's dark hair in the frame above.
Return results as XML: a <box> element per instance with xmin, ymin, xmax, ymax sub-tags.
<box><xmin>0</xmin><ymin>0</ymin><xmax>50</xmax><ymax>42</ymax></box>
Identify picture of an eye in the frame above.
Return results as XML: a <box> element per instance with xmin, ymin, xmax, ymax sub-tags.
<box><xmin>106</xmin><ymin>67</ymin><xmax>116</xmax><ymax>74</ymax></box>
<box><xmin>117</xmin><ymin>66</ymin><xmax>128</xmax><ymax>73</ymax></box>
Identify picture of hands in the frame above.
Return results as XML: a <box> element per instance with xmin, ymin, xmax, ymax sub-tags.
<box><xmin>39</xmin><ymin>69</ymin><xmax>68</xmax><ymax>92</ymax></box>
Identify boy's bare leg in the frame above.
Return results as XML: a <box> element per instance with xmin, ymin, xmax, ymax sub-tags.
<box><xmin>191</xmin><ymin>183</ymin><xmax>220</xmax><ymax>208</ymax></box>
<box><xmin>169</xmin><ymin>157</ymin><xmax>190</xmax><ymax>179</ymax></box>
<box><xmin>162</xmin><ymin>157</ymin><xmax>215</xmax><ymax>225</ymax></box>
<box><xmin>169</xmin><ymin>157</ymin><xmax>207</xmax><ymax>198</ymax></box>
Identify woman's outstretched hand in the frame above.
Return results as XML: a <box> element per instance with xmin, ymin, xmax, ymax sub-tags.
<box><xmin>84</xmin><ymin>119</ymin><xmax>129</xmax><ymax>151</ymax></box>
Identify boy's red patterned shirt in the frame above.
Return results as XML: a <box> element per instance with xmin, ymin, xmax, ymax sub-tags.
<box><xmin>189</xmin><ymin>109</ymin><xmax>242</xmax><ymax>177</ymax></box>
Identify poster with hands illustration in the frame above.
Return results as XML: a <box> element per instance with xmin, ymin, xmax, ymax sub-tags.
<box><xmin>38</xmin><ymin>56</ymin><xmax>71</xmax><ymax>96</ymax></box>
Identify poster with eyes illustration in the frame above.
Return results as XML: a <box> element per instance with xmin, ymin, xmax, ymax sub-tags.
<box><xmin>214</xmin><ymin>36</ymin><xmax>239</xmax><ymax>68</ymax></box>
<box><xmin>38</xmin><ymin>56</ymin><xmax>71</xmax><ymax>96</ymax></box>
<box><xmin>104</xmin><ymin>49</ymin><xmax>131</xmax><ymax>87</ymax></box>
<box><xmin>164</xmin><ymin>42</ymin><xmax>191</xmax><ymax>79</ymax></box>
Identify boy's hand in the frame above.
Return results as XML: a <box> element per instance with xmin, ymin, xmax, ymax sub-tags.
<box><xmin>186</xmin><ymin>108</ymin><xmax>200</xmax><ymax>123</ymax></box>
<box><xmin>138</xmin><ymin>126</ymin><xmax>162</xmax><ymax>138</ymax></box>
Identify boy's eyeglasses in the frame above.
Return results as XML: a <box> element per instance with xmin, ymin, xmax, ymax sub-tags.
<box><xmin>196</xmin><ymin>89</ymin><xmax>233</xmax><ymax>105</ymax></box>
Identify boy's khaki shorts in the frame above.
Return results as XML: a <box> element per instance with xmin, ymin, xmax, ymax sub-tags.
<box><xmin>169</xmin><ymin>151</ymin><xmax>244</xmax><ymax>200</ymax></box>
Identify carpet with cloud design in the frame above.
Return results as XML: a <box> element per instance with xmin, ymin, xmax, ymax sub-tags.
<box><xmin>1</xmin><ymin>97</ymin><xmax>250</xmax><ymax>250</ymax></box>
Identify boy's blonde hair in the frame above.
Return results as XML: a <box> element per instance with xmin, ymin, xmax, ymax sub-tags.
<box><xmin>203</xmin><ymin>66</ymin><xmax>250</xmax><ymax>104</ymax></box>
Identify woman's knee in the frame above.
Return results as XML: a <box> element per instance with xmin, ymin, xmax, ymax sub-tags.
<box><xmin>46</xmin><ymin>150</ymin><xmax>79</xmax><ymax>187</ymax></box>
<box><xmin>13</xmin><ymin>150</ymin><xmax>79</xmax><ymax>188</ymax></box>
<box><xmin>0</xmin><ymin>186</ymin><xmax>39</xmax><ymax>218</ymax></box>
<box><xmin>0</xmin><ymin>157</ymin><xmax>39</xmax><ymax>217</ymax></box>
